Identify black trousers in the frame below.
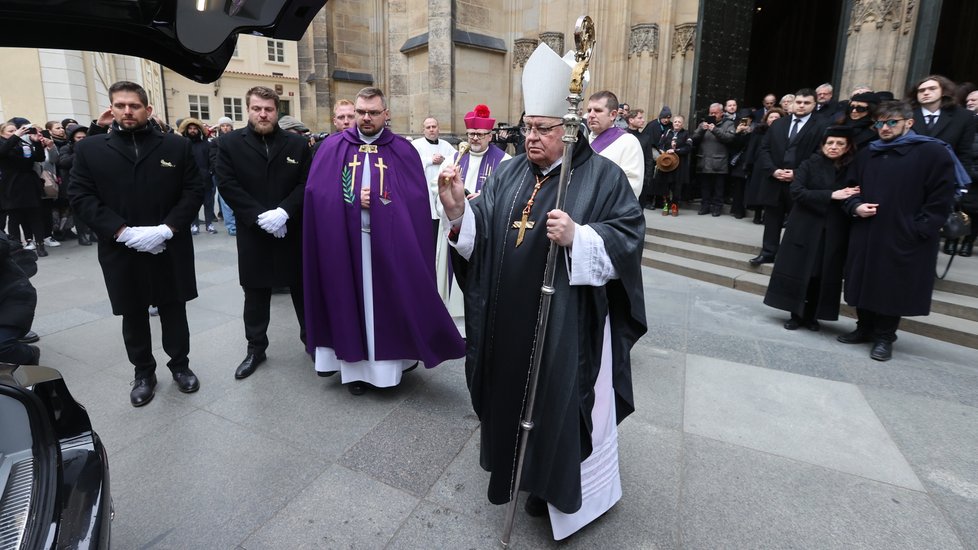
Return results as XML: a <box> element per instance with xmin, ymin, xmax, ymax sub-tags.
<box><xmin>855</xmin><ymin>308</ymin><xmax>901</xmax><ymax>342</ymax></box>
<box><xmin>728</xmin><ymin>175</ymin><xmax>747</xmax><ymax>217</ymax></box>
<box><xmin>699</xmin><ymin>173</ymin><xmax>725</xmax><ymax>208</ymax></box>
<box><xmin>761</xmin><ymin>186</ymin><xmax>792</xmax><ymax>257</ymax></box>
<box><xmin>121</xmin><ymin>302</ymin><xmax>190</xmax><ymax>379</ymax></box>
<box><xmin>6</xmin><ymin>207</ymin><xmax>44</xmax><ymax>244</ymax></box>
<box><xmin>0</xmin><ymin>326</ymin><xmax>36</xmax><ymax>365</ymax></box>
<box><xmin>243</xmin><ymin>285</ymin><xmax>306</xmax><ymax>355</ymax></box>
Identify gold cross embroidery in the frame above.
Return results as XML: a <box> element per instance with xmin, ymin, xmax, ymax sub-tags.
<box><xmin>375</xmin><ymin>157</ymin><xmax>388</xmax><ymax>198</ymax></box>
<box><xmin>348</xmin><ymin>156</ymin><xmax>361</xmax><ymax>185</ymax></box>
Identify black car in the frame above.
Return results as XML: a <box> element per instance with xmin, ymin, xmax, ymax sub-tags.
<box><xmin>0</xmin><ymin>363</ymin><xmax>112</xmax><ymax>550</ymax></box>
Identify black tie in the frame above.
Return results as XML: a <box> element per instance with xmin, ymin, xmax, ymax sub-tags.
<box><xmin>926</xmin><ymin>114</ymin><xmax>936</xmax><ymax>129</ymax></box>
<box><xmin>789</xmin><ymin>118</ymin><xmax>801</xmax><ymax>141</ymax></box>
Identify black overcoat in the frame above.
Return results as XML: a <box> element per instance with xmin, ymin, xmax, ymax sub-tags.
<box><xmin>216</xmin><ymin>125</ymin><xmax>309</xmax><ymax>288</ymax></box>
<box><xmin>68</xmin><ymin>124</ymin><xmax>204</xmax><ymax>315</ymax></box>
<box><xmin>0</xmin><ymin>137</ymin><xmax>45</xmax><ymax>210</ymax></box>
<box><xmin>913</xmin><ymin>105</ymin><xmax>976</xmax><ymax>168</ymax></box>
<box><xmin>753</xmin><ymin>115</ymin><xmax>828</xmax><ymax>206</ymax></box>
<box><xmin>842</xmin><ymin>139</ymin><xmax>956</xmax><ymax>316</ymax></box>
<box><xmin>764</xmin><ymin>153</ymin><xmax>851</xmax><ymax>320</ymax></box>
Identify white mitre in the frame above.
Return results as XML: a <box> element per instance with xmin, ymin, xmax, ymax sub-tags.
<box><xmin>521</xmin><ymin>43</ymin><xmax>591</xmax><ymax>118</ymax></box>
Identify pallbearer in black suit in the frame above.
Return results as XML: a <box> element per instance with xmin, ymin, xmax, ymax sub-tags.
<box><xmin>216</xmin><ymin>86</ymin><xmax>311</xmax><ymax>379</ymax></box>
<box><xmin>749</xmin><ymin>89</ymin><xmax>829</xmax><ymax>266</ymax></box>
<box><xmin>69</xmin><ymin>81</ymin><xmax>205</xmax><ymax>407</ymax></box>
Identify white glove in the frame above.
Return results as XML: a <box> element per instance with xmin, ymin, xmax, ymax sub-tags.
<box><xmin>272</xmin><ymin>225</ymin><xmax>287</xmax><ymax>239</ymax></box>
<box><xmin>147</xmin><ymin>243</ymin><xmax>167</xmax><ymax>254</ymax></box>
<box><xmin>257</xmin><ymin>207</ymin><xmax>289</xmax><ymax>234</ymax></box>
<box><xmin>116</xmin><ymin>227</ymin><xmax>137</xmax><ymax>243</ymax></box>
<box><xmin>126</xmin><ymin>224</ymin><xmax>173</xmax><ymax>252</ymax></box>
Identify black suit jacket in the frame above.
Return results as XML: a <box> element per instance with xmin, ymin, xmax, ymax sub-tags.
<box><xmin>752</xmin><ymin>114</ymin><xmax>829</xmax><ymax>206</ymax></box>
<box><xmin>912</xmin><ymin>105</ymin><xmax>976</xmax><ymax>169</ymax></box>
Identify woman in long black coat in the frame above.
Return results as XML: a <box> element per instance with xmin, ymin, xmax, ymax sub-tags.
<box><xmin>743</xmin><ymin>108</ymin><xmax>786</xmax><ymax>223</ymax></box>
<box><xmin>763</xmin><ymin>126</ymin><xmax>860</xmax><ymax>330</ymax></box>
<box><xmin>0</xmin><ymin>122</ymin><xmax>48</xmax><ymax>255</ymax></box>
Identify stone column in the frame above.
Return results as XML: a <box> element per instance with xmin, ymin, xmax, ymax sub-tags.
<box><xmin>627</xmin><ymin>23</ymin><xmax>659</xmax><ymax>114</ymax></box>
<box><xmin>298</xmin><ymin>8</ymin><xmax>332</xmax><ymax>131</ymax></box>
<box><xmin>386</xmin><ymin>0</ymin><xmax>410</xmax><ymax>132</ymax></box>
<box><xmin>428</xmin><ymin>0</ymin><xmax>455</xmax><ymax>132</ymax></box>
<box><xmin>839</xmin><ymin>0</ymin><xmax>918</xmax><ymax>97</ymax></box>
<box><xmin>510</xmin><ymin>38</ymin><xmax>538</xmax><ymax>122</ymax></box>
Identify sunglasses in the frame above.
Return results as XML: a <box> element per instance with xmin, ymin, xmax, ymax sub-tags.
<box><xmin>872</xmin><ymin>119</ymin><xmax>904</xmax><ymax>129</ymax></box>
<box><xmin>850</xmin><ymin>105</ymin><xmax>870</xmax><ymax>113</ymax></box>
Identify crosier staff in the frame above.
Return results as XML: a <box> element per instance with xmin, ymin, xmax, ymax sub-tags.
<box><xmin>499</xmin><ymin>14</ymin><xmax>595</xmax><ymax>548</ymax></box>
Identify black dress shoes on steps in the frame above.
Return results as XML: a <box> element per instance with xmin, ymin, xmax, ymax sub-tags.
<box><xmin>748</xmin><ymin>255</ymin><xmax>774</xmax><ymax>266</ymax></box>
<box><xmin>235</xmin><ymin>352</ymin><xmax>267</xmax><ymax>379</ymax></box>
<box><xmin>173</xmin><ymin>369</ymin><xmax>200</xmax><ymax>393</ymax></box>
<box><xmin>130</xmin><ymin>374</ymin><xmax>157</xmax><ymax>407</ymax></box>
<box><xmin>837</xmin><ymin>330</ymin><xmax>872</xmax><ymax>344</ymax></box>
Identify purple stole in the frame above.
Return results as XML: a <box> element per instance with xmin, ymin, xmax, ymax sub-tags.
<box><xmin>590</xmin><ymin>126</ymin><xmax>627</xmax><ymax>154</ymax></box>
<box><xmin>457</xmin><ymin>144</ymin><xmax>506</xmax><ymax>193</ymax></box>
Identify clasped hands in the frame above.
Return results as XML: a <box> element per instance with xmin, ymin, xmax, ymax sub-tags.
<box><xmin>116</xmin><ymin>224</ymin><xmax>173</xmax><ymax>254</ymax></box>
<box><xmin>257</xmin><ymin>207</ymin><xmax>289</xmax><ymax>238</ymax></box>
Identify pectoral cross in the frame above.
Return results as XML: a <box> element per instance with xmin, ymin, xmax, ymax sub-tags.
<box><xmin>348</xmin><ymin>156</ymin><xmax>361</xmax><ymax>185</ymax></box>
<box><xmin>375</xmin><ymin>157</ymin><xmax>390</xmax><ymax>205</ymax></box>
<box><xmin>513</xmin><ymin>217</ymin><xmax>535</xmax><ymax>247</ymax></box>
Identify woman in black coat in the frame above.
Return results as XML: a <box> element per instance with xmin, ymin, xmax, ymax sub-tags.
<box><xmin>0</xmin><ymin>122</ymin><xmax>49</xmax><ymax>256</ymax></box>
<box><xmin>763</xmin><ymin>126</ymin><xmax>860</xmax><ymax>330</ymax></box>
<box><xmin>743</xmin><ymin>108</ymin><xmax>786</xmax><ymax>224</ymax></box>
<box><xmin>837</xmin><ymin>92</ymin><xmax>880</xmax><ymax>149</ymax></box>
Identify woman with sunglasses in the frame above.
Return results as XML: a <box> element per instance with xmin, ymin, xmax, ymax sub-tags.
<box><xmin>839</xmin><ymin>92</ymin><xmax>881</xmax><ymax>148</ymax></box>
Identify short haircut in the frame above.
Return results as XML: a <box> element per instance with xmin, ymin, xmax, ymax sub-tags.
<box><xmin>246</xmin><ymin>86</ymin><xmax>280</xmax><ymax>109</ymax></box>
<box><xmin>109</xmin><ymin>81</ymin><xmax>149</xmax><ymax>107</ymax></box>
<box><xmin>764</xmin><ymin>107</ymin><xmax>787</xmax><ymax>123</ymax></box>
<box><xmin>333</xmin><ymin>98</ymin><xmax>354</xmax><ymax>113</ymax></box>
<box><xmin>909</xmin><ymin>74</ymin><xmax>956</xmax><ymax>109</ymax></box>
<box><xmin>875</xmin><ymin>100</ymin><xmax>913</xmax><ymax>121</ymax></box>
<box><xmin>631</xmin><ymin>108</ymin><xmax>645</xmax><ymax>116</ymax></box>
<box><xmin>795</xmin><ymin>88</ymin><xmax>816</xmax><ymax>100</ymax></box>
<box><xmin>588</xmin><ymin>90</ymin><xmax>619</xmax><ymax>111</ymax></box>
<box><xmin>709</xmin><ymin>102</ymin><xmax>723</xmax><ymax>110</ymax></box>
<box><xmin>780</xmin><ymin>94</ymin><xmax>795</xmax><ymax>103</ymax></box>
<box><xmin>356</xmin><ymin>87</ymin><xmax>387</xmax><ymax>109</ymax></box>
<box><xmin>816</xmin><ymin>83</ymin><xmax>833</xmax><ymax>93</ymax></box>
<box><xmin>44</xmin><ymin>121</ymin><xmax>60</xmax><ymax>130</ymax></box>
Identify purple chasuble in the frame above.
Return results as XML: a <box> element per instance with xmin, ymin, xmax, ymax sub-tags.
<box><xmin>590</xmin><ymin>126</ymin><xmax>627</xmax><ymax>154</ymax></box>
<box><xmin>457</xmin><ymin>143</ymin><xmax>507</xmax><ymax>193</ymax></box>
<box><xmin>303</xmin><ymin>127</ymin><xmax>464</xmax><ymax>366</ymax></box>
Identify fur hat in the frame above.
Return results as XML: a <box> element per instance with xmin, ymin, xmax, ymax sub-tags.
<box><xmin>177</xmin><ymin>117</ymin><xmax>205</xmax><ymax>135</ymax></box>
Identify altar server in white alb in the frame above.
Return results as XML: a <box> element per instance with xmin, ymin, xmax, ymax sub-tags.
<box><xmin>411</xmin><ymin>116</ymin><xmax>457</xmax><ymax>242</ymax></box>
<box><xmin>586</xmin><ymin>90</ymin><xmax>645</xmax><ymax>198</ymax></box>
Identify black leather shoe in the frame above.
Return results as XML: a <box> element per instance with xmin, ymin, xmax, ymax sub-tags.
<box><xmin>870</xmin><ymin>340</ymin><xmax>893</xmax><ymax>361</ymax></box>
<box><xmin>130</xmin><ymin>374</ymin><xmax>157</xmax><ymax>407</ymax></box>
<box><xmin>524</xmin><ymin>494</ymin><xmax>547</xmax><ymax>517</ymax></box>
<box><xmin>18</xmin><ymin>330</ymin><xmax>39</xmax><ymax>344</ymax></box>
<box><xmin>235</xmin><ymin>352</ymin><xmax>266</xmax><ymax>379</ymax></box>
<box><xmin>748</xmin><ymin>255</ymin><xmax>774</xmax><ymax>266</ymax></box>
<box><xmin>78</xmin><ymin>233</ymin><xmax>92</xmax><ymax>246</ymax></box>
<box><xmin>348</xmin><ymin>381</ymin><xmax>367</xmax><ymax>395</ymax></box>
<box><xmin>26</xmin><ymin>345</ymin><xmax>41</xmax><ymax>365</ymax></box>
<box><xmin>837</xmin><ymin>330</ymin><xmax>872</xmax><ymax>344</ymax></box>
<box><xmin>173</xmin><ymin>369</ymin><xmax>200</xmax><ymax>393</ymax></box>
<box><xmin>316</xmin><ymin>370</ymin><xmax>337</xmax><ymax>377</ymax></box>
<box><xmin>961</xmin><ymin>239</ymin><xmax>974</xmax><ymax>257</ymax></box>
<box><xmin>403</xmin><ymin>362</ymin><xmax>419</xmax><ymax>373</ymax></box>
<box><xmin>783</xmin><ymin>318</ymin><xmax>801</xmax><ymax>330</ymax></box>
<box><xmin>806</xmin><ymin>319</ymin><xmax>821</xmax><ymax>332</ymax></box>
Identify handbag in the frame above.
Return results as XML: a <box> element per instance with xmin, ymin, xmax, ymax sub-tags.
<box><xmin>41</xmin><ymin>170</ymin><xmax>60</xmax><ymax>199</ymax></box>
<box><xmin>937</xmin><ymin>210</ymin><xmax>971</xmax><ymax>279</ymax></box>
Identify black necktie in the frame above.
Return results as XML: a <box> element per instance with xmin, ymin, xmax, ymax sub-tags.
<box><xmin>926</xmin><ymin>114</ymin><xmax>936</xmax><ymax>129</ymax></box>
<box><xmin>789</xmin><ymin>118</ymin><xmax>800</xmax><ymax>141</ymax></box>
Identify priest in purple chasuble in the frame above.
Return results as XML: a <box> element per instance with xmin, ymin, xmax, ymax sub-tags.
<box><xmin>438</xmin><ymin>45</ymin><xmax>646</xmax><ymax>540</ymax></box>
<box><xmin>435</xmin><ymin>104</ymin><xmax>512</xmax><ymax>333</ymax></box>
<box><xmin>302</xmin><ymin>86</ymin><xmax>464</xmax><ymax>396</ymax></box>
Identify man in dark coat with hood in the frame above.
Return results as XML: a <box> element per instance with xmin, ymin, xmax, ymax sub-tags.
<box><xmin>838</xmin><ymin>100</ymin><xmax>962</xmax><ymax>361</ymax></box>
<box><xmin>179</xmin><ymin>117</ymin><xmax>218</xmax><ymax>234</ymax></box>
<box><xmin>69</xmin><ymin>80</ymin><xmax>205</xmax><ymax>407</ymax></box>
<box><xmin>216</xmin><ymin>86</ymin><xmax>310</xmax><ymax>379</ymax></box>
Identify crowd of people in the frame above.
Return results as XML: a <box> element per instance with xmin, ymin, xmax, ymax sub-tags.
<box><xmin>1</xmin><ymin>48</ymin><xmax>975</xmax><ymax>540</ymax></box>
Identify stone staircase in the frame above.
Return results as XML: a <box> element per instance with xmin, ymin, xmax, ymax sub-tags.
<box><xmin>641</xmin><ymin>209</ymin><xmax>978</xmax><ymax>349</ymax></box>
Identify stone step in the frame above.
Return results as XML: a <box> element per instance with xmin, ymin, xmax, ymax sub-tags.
<box><xmin>642</xmin><ymin>245</ymin><xmax>978</xmax><ymax>349</ymax></box>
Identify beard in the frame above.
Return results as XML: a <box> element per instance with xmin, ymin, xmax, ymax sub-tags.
<box><xmin>253</xmin><ymin>120</ymin><xmax>276</xmax><ymax>135</ymax></box>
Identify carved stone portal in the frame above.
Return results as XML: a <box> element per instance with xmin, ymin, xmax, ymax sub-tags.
<box><xmin>672</xmin><ymin>23</ymin><xmax>696</xmax><ymax>58</ymax></box>
<box><xmin>512</xmin><ymin>38</ymin><xmax>538</xmax><ymax>69</ymax></box>
<box><xmin>539</xmin><ymin>32</ymin><xmax>565</xmax><ymax>55</ymax></box>
<box><xmin>629</xmin><ymin>24</ymin><xmax>659</xmax><ymax>59</ymax></box>
<box><xmin>848</xmin><ymin>0</ymin><xmax>911</xmax><ymax>34</ymax></box>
